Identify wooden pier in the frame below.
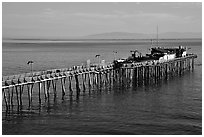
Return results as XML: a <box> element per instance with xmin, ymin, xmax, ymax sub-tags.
<box><xmin>2</xmin><ymin>54</ymin><xmax>197</xmax><ymax>112</ymax></box>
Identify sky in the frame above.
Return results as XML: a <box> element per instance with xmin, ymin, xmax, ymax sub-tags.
<box><xmin>2</xmin><ymin>2</ymin><xmax>202</xmax><ymax>39</ymax></box>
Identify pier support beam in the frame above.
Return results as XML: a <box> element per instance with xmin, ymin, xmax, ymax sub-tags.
<box><xmin>52</xmin><ymin>79</ymin><xmax>57</xmax><ymax>99</ymax></box>
<box><xmin>192</xmin><ymin>58</ymin><xmax>194</xmax><ymax>71</ymax></box>
<box><xmin>75</xmin><ymin>75</ymin><xmax>80</xmax><ymax>96</ymax></box>
<box><xmin>38</xmin><ymin>82</ymin><xmax>42</xmax><ymax>104</ymax></box>
<box><xmin>26</xmin><ymin>83</ymin><xmax>34</xmax><ymax>108</ymax></box>
<box><xmin>68</xmin><ymin>76</ymin><xmax>73</xmax><ymax>96</ymax></box>
<box><xmin>60</xmin><ymin>78</ymin><xmax>66</xmax><ymax>99</ymax></box>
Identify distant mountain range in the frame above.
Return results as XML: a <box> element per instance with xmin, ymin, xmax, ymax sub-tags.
<box><xmin>83</xmin><ymin>32</ymin><xmax>202</xmax><ymax>39</ymax></box>
<box><xmin>3</xmin><ymin>32</ymin><xmax>201</xmax><ymax>40</ymax></box>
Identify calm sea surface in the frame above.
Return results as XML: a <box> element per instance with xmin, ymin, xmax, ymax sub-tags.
<box><xmin>2</xmin><ymin>39</ymin><xmax>202</xmax><ymax>135</ymax></box>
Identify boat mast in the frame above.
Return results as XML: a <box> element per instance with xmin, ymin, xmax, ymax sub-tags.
<box><xmin>150</xmin><ymin>39</ymin><xmax>153</xmax><ymax>53</ymax></box>
<box><xmin>157</xmin><ymin>25</ymin><xmax>159</xmax><ymax>47</ymax></box>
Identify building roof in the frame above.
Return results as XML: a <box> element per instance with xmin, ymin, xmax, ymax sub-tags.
<box><xmin>151</xmin><ymin>48</ymin><xmax>169</xmax><ymax>53</ymax></box>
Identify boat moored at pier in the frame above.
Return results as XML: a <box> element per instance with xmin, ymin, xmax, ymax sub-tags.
<box><xmin>113</xmin><ymin>46</ymin><xmax>190</xmax><ymax>69</ymax></box>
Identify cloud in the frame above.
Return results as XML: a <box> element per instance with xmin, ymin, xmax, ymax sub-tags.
<box><xmin>135</xmin><ymin>13</ymin><xmax>178</xmax><ymax>20</ymax></box>
<box><xmin>3</xmin><ymin>2</ymin><xmax>201</xmax><ymax>38</ymax></box>
<box><xmin>43</xmin><ymin>8</ymin><xmax>56</xmax><ymax>17</ymax></box>
<box><xmin>73</xmin><ymin>12</ymin><xmax>118</xmax><ymax>18</ymax></box>
<box><xmin>71</xmin><ymin>11</ymin><xmax>180</xmax><ymax>22</ymax></box>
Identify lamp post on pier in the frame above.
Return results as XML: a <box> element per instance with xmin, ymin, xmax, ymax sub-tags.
<box><xmin>95</xmin><ymin>54</ymin><xmax>101</xmax><ymax>66</ymax></box>
<box><xmin>113</xmin><ymin>51</ymin><xmax>117</xmax><ymax>61</ymax></box>
<box><xmin>27</xmin><ymin>60</ymin><xmax>34</xmax><ymax>75</ymax></box>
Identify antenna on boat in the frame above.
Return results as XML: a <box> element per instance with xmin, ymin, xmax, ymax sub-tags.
<box><xmin>157</xmin><ymin>25</ymin><xmax>159</xmax><ymax>47</ymax></box>
<box><xmin>150</xmin><ymin>39</ymin><xmax>153</xmax><ymax>53</ymax></box>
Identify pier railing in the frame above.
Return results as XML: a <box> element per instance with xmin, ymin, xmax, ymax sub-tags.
<box><xmin>2</xmin><ymin>64</ymin><xmax>114</xmax><ymax>89</ymax></box>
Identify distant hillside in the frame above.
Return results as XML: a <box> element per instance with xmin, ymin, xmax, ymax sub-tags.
<box><xmin>3</xmin><ymin>32</ymin><xmax>201</xmax><ymax>40</ymax></box>
<box><xmin>85</xmin><ymin>32</ymin><xmax>150</xmax><ymax>39</ymax></box>
<box><xmin>84</xmin><ymin>32</ymin><xmax>201</xmax><ymax>39</ymax></box>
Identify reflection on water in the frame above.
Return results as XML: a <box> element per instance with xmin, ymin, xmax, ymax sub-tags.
<box><xmin>2</xmin><ymin>68</ymin><xmax>202</xmax><ymax>134</ymax></box>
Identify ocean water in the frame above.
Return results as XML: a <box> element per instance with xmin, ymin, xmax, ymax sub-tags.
<box><xmin>2</xmin><ymin>39</ymin><xmax>202</xmax><ymax>135</ymax></box>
